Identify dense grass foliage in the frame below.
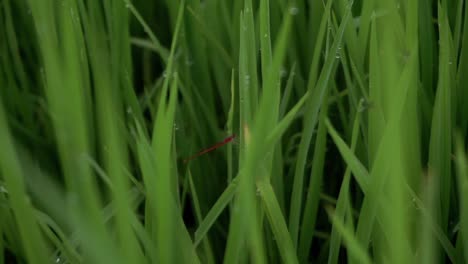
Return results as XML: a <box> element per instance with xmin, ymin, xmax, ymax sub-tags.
<box><xmin>1</xmin><ymin>0</ymin><xmax>468</xmax><ymax>263</ymax></box>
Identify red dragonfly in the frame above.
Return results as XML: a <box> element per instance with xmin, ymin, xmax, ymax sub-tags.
<box><xmin>183</xmin><ymin>134</ymin><xmax>237</xmax><ymax>163</ymax></box>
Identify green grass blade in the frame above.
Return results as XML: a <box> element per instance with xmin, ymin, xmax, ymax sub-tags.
<box><xmin>429</xmin><ymin>2</ymin><xmax>454</xmax><ymax>233</ymax></box>
<box><xmin>186</xmin><ymin>6</ymin><xmax>233</xmax><ymax>68</ymax></box>
<box><xmin>194</xmin><ymin>177</ymin><xmax>238</xmax><ymax>247</ymax></box>
<box><xmin>279</xmin><ymin>62</ymin><xmax>297</xmax><ymax>117</ymax></box>
<box><xmin>328</xmin><ymin>106</ymin><xmax>362</xmax><ymax>264</ymax></box>
<box><xmin>457</xmin><ymin>0</ymin><xmax>468</xmax><ymax>134</ymax></box>
<box><xmin>0</xmin><ymin>100</ymin><xmax>49</xmax><ymax>264</ymax></box>
<box><xmin>0</xmin><ymin>219</ymin><xmax>3</xmax><ymax>264</ymax></box>
<box><xmin>297</xmin><ymin>91</ymin><xmax>329</xmax><ymax>262</ymax></box>
<box><xmin>327</xmin><ymin>116</ymin><xmax>457</xmax><ymax>262</ymax></box>
<box><xmin>92</xmin><ymin>19</ymin><xmax>144</xmax><ymax>264</ymax></box>
<box><xmin>289</xmin><ymin>3</ymin><xmax>353</xmax><ymax>247</ymax></box>
<box><xmin>188</xmin><ymin>171</ymin><xmax>215</xmax><ymax>264</ymax></box>
<box><xmin>225</xmin><ymin>3</ymin><xmax>295</xmax><ymax>263</ymax></box>
<box><xmin>257</xmin><ymin>181</ymin><xmax>299</xmax><ymax>264</ymax></box>
<box><xmin>455</xmin><ymin>135</ymin><xmax>468</xmax><ymax>263</ymax></box>
<box><xmin>326</xmin><ymin>117</ymin><xmax>369</xmax><ymax>190</ymax></box>
<box><xmin>227</xmin><ymin>69</ymin><xmax>236</xmax><ymax>184</ymax></box>
<box><xmin>259</xmin><ymin>0</ymin><xmax>272</xmax><ymax>80</ymax></box>
<box><xmin>325</xmin><ymin>205</ymin><xmax>372</xmax><ymax>264</ymax></box>
<box><xmin>124</xmin><ymin>0</ymin><xmax>169</xmax><ymax>64</ymax></box>
<box><xmin>34</xmin><ymin>210</ymin><xmax>81</xmax><ymax>263</ymax></box>
<box><xmin>407</xmin><ymin>185</ymin><xmax>456</xmax><ymax>262</ymax></box>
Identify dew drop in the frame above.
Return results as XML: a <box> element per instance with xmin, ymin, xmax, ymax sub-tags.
<box><xmin>185</xmin><ymin>57</ymin><xmax>194</xmax><ymax>66</ymax></box>
<box><xmin>244</xmin><ymin>75</ymin><xmax>251</xmax><ymax>84</ymax></box>
<box><xmin>279</xmin><ymin>68</ymin><xmax>287</xmax><ymax>78</ymax></box>
<box><xmin>289</xmin><ymin>6</ymin><xmax>299</xmax><ymax>15</ymax></box>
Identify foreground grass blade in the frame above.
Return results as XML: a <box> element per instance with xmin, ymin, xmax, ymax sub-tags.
<box><xmin>225</xmin><ymin>3</ymin><xmax>295</xmax><ymax>263</ymax></box>
<box><xmin>327</xmin><ymin>106</ymin><xmax>362</xmax><ymax>264</ymax></box>
<box><xmin>458</xmin><ymin>0</ymin><xmax>468</xmax><ymax>134</ymax></box>
<box><xmin>325</xmin><ymin>205</ymin><xmax>372</xmax><ymax>264</ymax></box>
<box><xmin>429</xmin><ymin>2</ymin><xmax>454</xmax><ymax>234</ymax></box>
<box><xmin>0</xmin><ymin>100</ymin><xmax>49</xmax><ymax>264</ymax></box>
<box><xmin>89</xmin><ymin>1</ymin><xmax>144</xmax><ymax>261</ymax></box>
<box><xmin>257</xmin><ymin>181</ymin><xmax>298</xmax><ymax>264</ymax></box>
<box><xmin>297</xmin><ymin>91</ymin><xmax>329</xmax><ymax>262</ymax></box>
<box><xmin>194</xmin><ymin>177</ymin><xmax>238</xmax><ymax>247</ymax></box>
<box><xmin>26</xmin><ymin>0</ymin><xmax>121</xmax><ymax>262</ymax></box>
<box><xmin>325</xmin><ymin>118</ymin><xmax>369</xmax><ymax>190</ymax></box>
<box><xmin>124</xmin><ymin>0</ymin><xmax>169</xmax><ymax>64</ymax></box>
<box><xmin>327</xmin><ymin>119</ymin><xmax>456</xmax><ymax>262</ymax></box>
<box><xmin>455</xmin><ymin>135</ymin><xmax>468</xmax><ymax>263</ymax></box>
<box><xmin>289</xmin><ymin>2</ymin><xmax>353</xmax><ymax>247</ymax></box>
<box><xmin>187</xmin><ymin>170</ymin><xmax>215</xmax><ymax>264</ymax></box>
<box><xmin>0</xmin><ymin>213</ymin><xmax>3</xmax><ymax>264</ymax></box>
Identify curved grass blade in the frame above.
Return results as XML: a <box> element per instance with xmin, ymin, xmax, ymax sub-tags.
<box><xmin>194</xmin><ymin>177</ymin><xmax>239</xmax><ymax>247</ymax></box>
<box><xmin>325</xmin><ymin>205</ymin><xmax>372</xmax><ymax>264</ymax></box>
<box><xmin>0</xmin><ymin>101</ymin><xmax>49</xmax><ymax>264</ymax></box>
<box><xmin>327</xmin><ymin>107</ymin><xmax>362</xmax><ymax>264</ymax></box>
<box><xmin>289</xmin><ymin>1</ymin><xmax>353</xmax><ymax>247</ymax></box>
<box><xmin>257</xmin><ymin>181</ymin><xmax>299</xmax><ymax>264</ymax></box>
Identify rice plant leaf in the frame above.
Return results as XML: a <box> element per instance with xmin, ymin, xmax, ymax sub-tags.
<box><xmin>0</xmin><ymin>101</ymin><xmax>49</xmax><ymax>264</ymax></box>
<box><xmin>194</xmin><ymin>177</ymin><xmax>239</xmax><ymax>247</ymax></box>
<box><xmin>455</xmin><ymin>135</ymin><xmax>468</xmax><ymax>263</ymax></box>
<box><xmin>124</xmin><ymin>0</ymin><xmax>169</xmax><ymax>63</ymax></box>
<box><xmin>325</xmin><ymin>206</ymin><xmax>372</xmax><ymax>264</ymax></box>
<box><xmin>326</xmin><ymin>118</ymin><xmax>369</xmax><ymax>190</ymax></box>
<box><xmin>289</xmin><ymin>1</ymin><xmax>353</xmax><ymax>247</ymax></box>
<box><xmin>327</xmin><ymin>108</ymin><xmax>362</xmax><ymax>264</ymax></box>
<box><xmin>428</xmin><ymin>2</ymin><xmax>454</xmax><ymax>232</ymax></box>
<box><xmin>257</xmin><ymin>180</ymin><xmax>299</xmax><ymax>264</ymax></box>
<box><xmin>297</xmin><ymin>91</ymin><xmax>329</xmax><ymax>262</ymax></box>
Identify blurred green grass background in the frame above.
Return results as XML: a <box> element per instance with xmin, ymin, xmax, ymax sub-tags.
<box><xmin>1</xmin><ymin>0</ymin><xmax>468</xmax><ymax>263</ymax></box>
